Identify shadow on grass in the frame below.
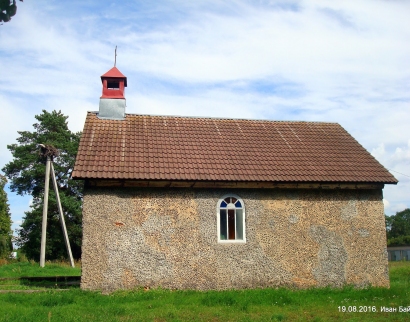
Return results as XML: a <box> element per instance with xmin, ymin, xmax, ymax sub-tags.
<box><xmin>1</xmin><ymin>276</ymin><xmax>80</xmax><ymax>289</ymax></box>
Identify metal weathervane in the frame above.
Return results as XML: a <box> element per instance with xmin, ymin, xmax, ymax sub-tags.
<box><xmin>114</xmin><ymin>45</ymin><xmax>117</xmax><ymax>67</ymax></box>
<box><xmin>39</xmin><ymin>144</ymin><xmax>75</xmax><ymax>268</ymax></box>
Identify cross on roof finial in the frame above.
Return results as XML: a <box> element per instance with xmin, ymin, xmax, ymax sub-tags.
<box><xmin>114</xmin><ymin>46</ymin><xmax>117</xmax><ymax>67</ymax></box>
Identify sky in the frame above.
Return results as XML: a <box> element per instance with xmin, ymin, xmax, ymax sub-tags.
<box><xmin>0</xmin><ymin>0</ymin><xmax>409</xmax><ymax>237</ymax></box>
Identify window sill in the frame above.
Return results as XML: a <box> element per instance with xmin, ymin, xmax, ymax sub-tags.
<box><xmin>218</xmin><ymin>240</ymin><xmax>247</xmax><ymax>244</ymax></box>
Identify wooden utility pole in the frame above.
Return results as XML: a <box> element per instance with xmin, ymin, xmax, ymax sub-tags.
<box><xmin>40</xmin><ymin>156</ymin><xmax>51</xmax><ymax>268</ymax></box>
<box><xmin>39</xmin><ymin>145</ymin><xmax>75</xmax><ymax>268</ymax></box>
<box><xmin>50</xmin><ymin>162</ymin><xmax>75</xmax><ymax>267</ymax></box>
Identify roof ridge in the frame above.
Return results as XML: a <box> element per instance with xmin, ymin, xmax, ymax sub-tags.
<box><xmin>87</xmin><ymin>111</ymin><xmax>339</xmax><ymax>125</ymax></box>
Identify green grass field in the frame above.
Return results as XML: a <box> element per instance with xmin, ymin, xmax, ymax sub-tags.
<box><xmin>0</xmin><ymin>260</ymin><xmax>81</xmax><ymax>278</ymax></box>
<box><xmin>0</xmin><ymin>260</ymin><xmax>409</xmax><ymax>321</ymax></box>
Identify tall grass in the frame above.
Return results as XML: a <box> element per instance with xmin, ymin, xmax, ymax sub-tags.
<box><xmin>0</xmin><ymin>261</ymin><xmax>408</xmax><ymax>321</ymax></box>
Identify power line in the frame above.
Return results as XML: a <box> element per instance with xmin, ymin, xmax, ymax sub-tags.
<box><xmin>388</xmin><ymin>168</ymin><xmax>410</xmax><ymax>179</ymax></box>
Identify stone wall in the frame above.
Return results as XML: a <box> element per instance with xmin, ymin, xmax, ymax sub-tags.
<box><xmin>81</xmin><ymin>187</ymin><xmax>389</xmax><ymax>291</ymax></box>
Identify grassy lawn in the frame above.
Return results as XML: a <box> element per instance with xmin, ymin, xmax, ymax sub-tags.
<box><xmin>0</xmin><ymin>260</ymin><xmax>81</xmax><ymax>290</ymax></box>
<box><xmin>0</xmin><ymin>260</ymin><xmax>81</xmax><ymax>278</ymax></box>
<box><xmin>0</xmin><ymin>261</ymin><xmax>409</xmax><ymax>321</ymax></box>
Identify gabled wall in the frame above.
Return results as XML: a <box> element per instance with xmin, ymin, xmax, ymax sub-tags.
<box><xmin>81</xmin><ymin>187</ymin><xmax>389</xmax><ymax>291</ymax></box>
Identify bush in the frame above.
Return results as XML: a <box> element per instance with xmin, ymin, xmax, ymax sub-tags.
<box><xmin>387</xmin><ymin>235</ymin><xmax>410</xmax><ymax>246</ymax></box>
<box><xmin>0</xmin><ymin>235</ymin><xmax>12</xmax><ymax>259</ymax></box>
<box><xmin>17</xmin><ymin>252</ymin><xmax>28</xmax><ymax>263</ymax></box>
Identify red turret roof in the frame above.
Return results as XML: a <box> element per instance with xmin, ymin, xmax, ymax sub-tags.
<box><xmin>101</xmin><ymin>67</ymin><xmax>127</xmax><ymax>86</ymax></box>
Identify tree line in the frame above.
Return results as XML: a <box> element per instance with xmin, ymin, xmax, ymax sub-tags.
<box><xmin>386</xmin><ymin>208</ymin><xmax>410</xmax><ymax>247</ymax></box>
<box><xmin>0</xmin><ymin>174</ymin><xmax>12</xmax><ymax>257</ymax></box>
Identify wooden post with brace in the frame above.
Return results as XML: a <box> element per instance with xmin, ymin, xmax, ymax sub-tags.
<box><xmin>39</xmin><ymin>144</ymin><xmax>75</xmax><ymax>268</ymax></box>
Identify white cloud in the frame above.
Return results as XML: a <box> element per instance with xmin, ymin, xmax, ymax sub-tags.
<box><xmin>383</xmin><ymin>199</ymin><xmax>390</xmax><ymax>209</ymax></box>
<box><xmin>392</xmin><ymin>140</ymin><xmax>410</xmax><ymax>162</ymax></box>
<box><xmin>372</xmin><ymin>143</ymin><xmax>386</xmax><ymax>161</ymax></box>
<box><xmin>371</xmin><ymin>138</ymin><xmax>410</xmax><ymax>215</ymax></box>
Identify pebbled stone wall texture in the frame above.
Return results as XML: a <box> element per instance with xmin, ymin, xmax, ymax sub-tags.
<box><xmin>80</xmin><ymin>187</ymin><xmax>389</xmax><ymax>291</ymax></box>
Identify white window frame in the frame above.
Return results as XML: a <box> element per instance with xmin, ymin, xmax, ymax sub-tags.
<box><xmin>217</xmin><ymin>194</ymin><xmax>246</xmax><ymax>243</ymax></box>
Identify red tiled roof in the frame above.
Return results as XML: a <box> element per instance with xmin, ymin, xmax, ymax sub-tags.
<box><xmin>72</xmin><ymin>112</ymin><xmax>398</xmax><ymax>184</ymax></box>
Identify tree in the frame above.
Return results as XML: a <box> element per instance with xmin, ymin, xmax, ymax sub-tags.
<box><xmin>0</xmin><ymin>0</ymin><xmax>22</xmax><ymax>24</ymax></box>
<box><xmin>0</xmin><ymin>174</ymin><xmax>12</xmax><ymax>258</ymax></box>
<box><xmin>385</xmin><ymin>208</ymin><xmax>410</xmax><ymax>246</ymax></box>
<box><xmin>2</xmin><ymin>110</ymin><xmax>83</xmax><ymax>260</ymax></box>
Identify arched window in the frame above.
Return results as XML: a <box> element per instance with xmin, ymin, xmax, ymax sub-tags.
<box><xmin>217</xmin><ymin>195</ymin><xmax>245</xmax><ymax>243</ymax></box>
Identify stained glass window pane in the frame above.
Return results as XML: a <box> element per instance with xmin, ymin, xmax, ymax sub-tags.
<box><xmin>228</xmin><ymin>209</ymin><xmax>235</xmax><ymax>239</ymax></box>
<box><xmin>219</xmin><ymin>196</ymin><xmax>245</xmax><ymax>242</ymax></box>
<box><xmin>220</xmin><ymin>209</ymin><xmax>227</xmax><ymax>240</ymax></box>
<box><xmin>236</xmin><ymin>209</ymin><xmax>243</xmax><ymax>240</ymax></box>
